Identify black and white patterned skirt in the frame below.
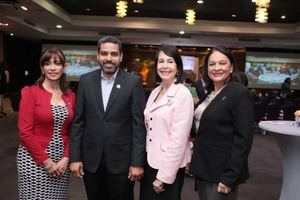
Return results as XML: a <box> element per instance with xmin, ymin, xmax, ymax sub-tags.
<box><xmin>17</xmin><ymin>105</ymin><xmax>70</xmax><ymax>200</ymax></box>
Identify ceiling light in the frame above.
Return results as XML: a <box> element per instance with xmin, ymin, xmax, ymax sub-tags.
<box><xmin>232</xmin><ymin>14</ymin><xmax>236</xmax><ymax>18</ymax></box>
<box><xmin>197</xmin><ymin>0</ymin><xmax>204</xmax><ymax>4</ymax></box>
<box><xmin>10</xmin><ymin>33</ymin><xmax>14</xmax><ymax>36</ymax></box>
<box><xmin>256</xmin><ymin>0</ymin><xmax>270</xmax><ymax>8</ymax></box>
<box><xmin>185</xmin><ymin>9</ymin><xmax>196</xmax><ymax>25</ymax></box>
<box><xmin>0</xmin><ymin>22</ymin><xmax>8</xmax><ymax>26</ymax></box>
<box><xmin>56</xmin><ymin>24</ymin><xmax>62</xmax><ymax>29</ymax></box>
<box><xmin>255</xmin><ymin>7</ymin><xmax>268</xmax><ymax>23</ymax></box>
<box><xmin>255</xmin><ymin>0</ymin><xmax>271</xmax><ymax>23</ymax></box>
<box><xmin>134</xmin><ymin>10</ymin><xmax>139</xmax><ymax>13</ymax></box>
<box><xmin>281</xmin><ymin>15</ymin><xmax>286</xmax><ymax>19</ymax></box>
<box><xmin>179</xmin><ymin>30</ymin><xmax>185</xmax><ymax>35</ymax></box>
<box><xmin>20</xmin><ymin>5</ymin><xmax>28</xmax><ymax>11</ymax></box>
<box><xmin>207</xmin><ymin>48</ymin><xmax>211</xmax><ymax>51</ymax></box>
<box><xmin>116</xmin><ymin>1</ymin><xmax>128</xmax><ymax>18</ymax></box>
<box><xmin>85</xmin><ymin>8</ymin><xmax>90</xmax><ymax>11</ymax></box>
<box><xmin>252</xmin><ymin>0</ymin><xmax>256</xmax><ymax>2</ymax></box>
<box><xmin>133</xmin><ymin>0</ymin><xmax>143</xmax><ymax>3</ymax></box>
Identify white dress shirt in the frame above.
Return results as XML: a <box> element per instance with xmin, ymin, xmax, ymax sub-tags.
<box><xmin>101</xmin><ymin>69</ymin><xmax>118</xmax><ymax>111</ymax></box>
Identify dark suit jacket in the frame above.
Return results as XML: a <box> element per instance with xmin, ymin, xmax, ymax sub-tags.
<box><xmin>190</xmin><ymin>81</ymin><xmax>254</xmax><ymax>188</ymax></box>
<box><xmin>70</xmin><ymin>69</ymin><xmax>146</xmax><ymax>174</ymax></box>
<box><xmin>193</xmin><ymin>79</ymin><xmax>206</xmax><ymax>101</ymax></box>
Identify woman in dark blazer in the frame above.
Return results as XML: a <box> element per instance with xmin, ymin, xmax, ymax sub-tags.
<box><xmin>190</xmin><ymin>46</ymin><xmax>254</xmax><ymax>200</ymax></box>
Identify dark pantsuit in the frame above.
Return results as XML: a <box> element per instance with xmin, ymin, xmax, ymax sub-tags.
<box><xmin>140</xmin><ymin>162</ymin><xmax>185</xmax><ymax>200</ymax></box>
<box><xmin>196</xmin><ymin>179</ymin><xmax>238</xmax><ymax>200</ymax></box>
<box><xmin>83</xmin><ymin>157</ymin><xmax>134</xmax><ymax>200</ymax></box>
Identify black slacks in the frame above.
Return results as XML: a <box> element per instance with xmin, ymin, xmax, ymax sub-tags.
<box><xmin>196</xmin><ymin>179</ymin><xmax>238</xmax><ymax>200</ymax></box>
<box><xmin>83</xmin><ymin>157</ymin><xmax>134</xmax><ymax>200</ymax></box>
<box><xmin>140</xmin><ymin>162</ymin><xmax>185</xmax><ymax>200</ymax></box>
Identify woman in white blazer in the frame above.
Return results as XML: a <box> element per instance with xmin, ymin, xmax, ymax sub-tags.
<box><xmin>140</xmin><ymin>45</ymin><xmax>194</xmax><ymax>200</ymax></box>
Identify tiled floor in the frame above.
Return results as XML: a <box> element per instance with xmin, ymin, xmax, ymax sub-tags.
<box><xmin>0</xmin><ymin>98</ymin><xmax>282</xmax><ymax>199</ymax></box>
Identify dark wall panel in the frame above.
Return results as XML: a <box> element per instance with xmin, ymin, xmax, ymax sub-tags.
<box><xmin>4</xmin><ymin>35</ymin><xmax>41</xmax><ymax>92</ymax></box>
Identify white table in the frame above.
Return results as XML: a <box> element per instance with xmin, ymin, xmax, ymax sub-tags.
<box><xmin>259</xmin><ymin>120</ymin><xmax>300</xmax><ymax>200</ymax></box>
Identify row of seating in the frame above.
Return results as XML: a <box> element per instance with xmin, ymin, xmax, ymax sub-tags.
<box><xmin>255</xmin><ymin>100</ymin><xmax>300</xmax><ymax>122</ymax></box>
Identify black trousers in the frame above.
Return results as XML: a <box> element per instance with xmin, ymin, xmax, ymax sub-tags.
<box><xmin>196</xmin><ymin>179</ymin><xmax>238</xmax><ymax>200</ymax></box>
<box><xmin>83</xmin><ymin>157</ymin><xmax>134</xmax><ymax>200</ymax></box>
<box><xmin>140</xmin><ymin>162</ymin><xmax>185</xmax><ymax>200</ymax></box>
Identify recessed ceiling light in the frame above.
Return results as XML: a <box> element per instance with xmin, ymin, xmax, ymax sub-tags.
<box><xmin>251</xmin><ymin>0</ymin><xmax>256</xmax><ymax>2</ymax></box>
<box><xmin>56</xmin><ymin>25</ymin><xmax>62</xmax><ymax>29</ymax></box>
<box><xmin>10</xmin><ymin>33</ymin><xmax>14</xmax><ymax>36</ymax></box>
<box><xmin>197</xmin><ymin>0</ymin><xmax>204</xmax><ymax>4</ymax></box>
<box><xmin>281</xmin><ymin>15</ymin><xmax>286</xmax><ymax>19</ymax></box>
<box><xmin>232</xmin><ymin>14</ymin><xmax>236</xmax><ymax>18</ymax></box>
<box><xmin>85</xmin><ymin>8</ymin><xmax>90</xmax><ymax>11</ymax></box>
<box><xmin>20</xmin><ymin>5</ymin><xmax>28</xmax><ymax>11</ymax></box>
<box><xmin>179</xmin><ymin>30</ymin><xmax>185</xmax><ymax>35</ymax></box>
<box><xmin>134</xmin><ymin>10</ymin><xmax>139</xmax><ymax>13</ymax></box>
<box><xmin>133</xmin><ymin>0</ymin><xmax>143</xmax><ymax>3</ymax></box>
<box><xmin>207</xmin><ymin>48</ymin><xmax>211</xmax><ymax>51</ymax></box>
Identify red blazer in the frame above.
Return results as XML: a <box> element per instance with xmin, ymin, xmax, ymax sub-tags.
<box><xmin>18</xmin><ymin>85</ymin><xmax>75</xmax><ymax>164</ymax></box>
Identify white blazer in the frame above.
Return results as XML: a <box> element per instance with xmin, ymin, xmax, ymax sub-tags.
<box><xmin>144</xmin><ymin>83</ymin><xmax>194</xmax><ymax>184</ymax></box>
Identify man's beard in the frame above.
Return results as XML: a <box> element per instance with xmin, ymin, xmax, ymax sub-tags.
<box><xmin>101</xmin><ymin>61</ymin><xmax>119</xmax><ymax>74</ymax></box>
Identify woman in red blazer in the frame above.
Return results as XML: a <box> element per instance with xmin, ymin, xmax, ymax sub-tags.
<box><xmin>190</xmin><ymin>46</ymin><xmax>254</xmax><ymax>200</ymax></box>
<box><xmin>17</xmin><ymin>48</ymin><xmax>75</xmax><ymax>199</ymax></box>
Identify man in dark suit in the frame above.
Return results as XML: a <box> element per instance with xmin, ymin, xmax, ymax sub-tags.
<box><xmin>70</xmin><ymin>36</ymin><xmax>146</xmax><ymax>200</ymax></box>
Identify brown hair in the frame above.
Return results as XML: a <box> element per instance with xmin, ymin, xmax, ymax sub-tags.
<box><xmin>36</xmin><ymin>47</ymin><xmax>69</xmax><ymax>92</ymax></box>
<box><xmin>202</xmin><ymin>46</ymin><xmax>238</xmax><ymax>92</ymax></box>
<box><xmin>154</xmin><ymin>45</ymin><xmax>184</xmax><ymax>84</ymax></box>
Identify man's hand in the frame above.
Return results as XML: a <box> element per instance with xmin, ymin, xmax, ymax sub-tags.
<box><xmin>70</xmin><ymin>162</ymin><xmax>84</xmax><ymax>178</ymax></box>
<box><xmin>128</xmin><ymin>166</ymin><xmax>144</xmax><ymax>181</ymax></box>
<box><xmin>217</xmin><ymin>182</ymin><xmax>231</xmax><ymax>194</ymax></box>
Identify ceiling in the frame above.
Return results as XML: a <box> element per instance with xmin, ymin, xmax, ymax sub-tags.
<box><xmin>0</xmin><ymin>0</ymin><xmax>300</xmax><ymax>49</ymax></box>
<box><xmin>52</xmin><ymin>0</ymin><xmax>300</xmax><ymax>23</ymax></box>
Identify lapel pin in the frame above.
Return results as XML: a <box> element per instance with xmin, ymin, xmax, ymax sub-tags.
<box><xmin>116</xmin><ymin>84</ymin><xmax>121</xmax><ymax>89</ymax></box>
<box><xmin>222</xmin><ymin>96</ymin><xmax>226</xmax><ymax>101</ymax></box>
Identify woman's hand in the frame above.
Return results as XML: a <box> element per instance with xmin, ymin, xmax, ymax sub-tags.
<box><xmin>56</xmin><ymin>157</ymin><xmax>69</xmax><ymax>176</ymax></box>
<box><xmin>153</xmin><ymin>179</ymin><xmax>165</xmax><ymax>194</ymax></box>
<box><xmin>217</xmin><ymin>182</ymin><xmax>231</xmax><ymax>194</ymax></box>
<box><xmin>43</xmin><ymin>158</ymin><xmax>59</xmax><ymax>177</ymax></box>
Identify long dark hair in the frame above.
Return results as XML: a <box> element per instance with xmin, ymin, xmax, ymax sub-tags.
<box><xmin>36</xmin><ymin>47</ymin><xmax>69</xmax><ymax>93</ymax></box>
<box><xmin>154</xmin><ymin>45</ymin><xmax>184</xmax><ymax>84</ymax></box>
<box><xmin>202</xmin><ymin>46</ymin><xmax>238</xmax><ymax>92</ymax></box>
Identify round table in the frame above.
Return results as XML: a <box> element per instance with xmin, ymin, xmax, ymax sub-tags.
<box><xmin>259</xmin><ymin>120</ymin><xmax>300</xmax><ymax>200</ymax></box>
